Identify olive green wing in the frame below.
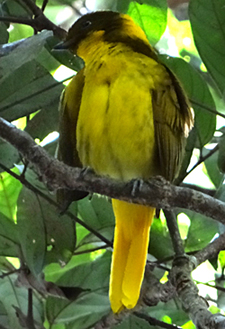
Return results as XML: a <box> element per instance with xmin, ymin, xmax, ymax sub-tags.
<box><xmin>57</xmin><ymin>68</ymin><xmax>88</xmax><ymax>211</ymax></box>
<box><xmin>152</xmin><ymin>68</ymin><xmax>193</xmax><ymax>182</ymax></box>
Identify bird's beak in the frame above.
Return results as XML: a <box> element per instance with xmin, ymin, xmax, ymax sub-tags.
<box><xmin>54</xmin><ymin>36</ymin><xmax>78</xmax><ymax>50</ymax></box>
<box><xmin>54</xmin><ymin>40</ymin><xmax>69</xmax><ymax>50</ymax></box>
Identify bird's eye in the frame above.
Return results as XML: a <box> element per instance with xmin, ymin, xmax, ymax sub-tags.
<box><xmin>81</xmin><ymin>20</ymin><xmax>92</xmax><ymax>29</ymax></box>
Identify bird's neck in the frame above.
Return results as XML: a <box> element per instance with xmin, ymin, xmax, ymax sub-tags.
<box><xmin>76</xmin><ymin>31</ymin><xmax>107</xmax><ymax>63</ymax></box>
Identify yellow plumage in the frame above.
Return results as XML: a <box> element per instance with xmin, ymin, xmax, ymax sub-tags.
<box><xmin>110</xmin><ymin>200</ymin><xmax>155</xmax><ymax>312</ymax></box>
<box><xmin>57</xmin><ymin>11</ymin><xmax>193</xmax><ymax>313</ymax></box>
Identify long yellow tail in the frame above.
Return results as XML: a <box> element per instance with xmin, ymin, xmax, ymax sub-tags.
<box><xmin>109</xmin><ymin>199</ymin><xmax>155</xmax><ymax>313</ymax></box>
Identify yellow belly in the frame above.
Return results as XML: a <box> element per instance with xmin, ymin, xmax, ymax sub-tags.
<box><xmin>76</xmin><ymin>63</ymin><xmax>157</xmax><ymax>181</ymax></box>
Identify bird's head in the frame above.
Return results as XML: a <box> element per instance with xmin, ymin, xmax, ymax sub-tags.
<box><xmin>56</xmin><ymin>11</ymin><xmax>152</xmax><ymax>59</ymax></box>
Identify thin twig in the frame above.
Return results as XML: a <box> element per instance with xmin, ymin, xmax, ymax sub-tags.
<box><xmin>190</xmin><ymin>98</ymin><xmax>225</xmax><ymax>120</ymax></box>
<box><xmin>27</xmin><ymin>289</ymin><xmax>35</xmax><ymax>329</ymax></box>
<box><xmin>0</xmin><ymin>77</ymin><xmax>73</xmax><ymax>114</ymax></box>
<box><xmin>185</xmin><ymin>144</ymin><xmax>219</xmax><ymax>179</ymax></box>
<box><xmin>0</xmin><ymin>15</ymin><xmax>36</xmax><ymax>27</ymax></box>
<box><xmin>0</xmin><ymin>0</ymin><xmax>66</xmax><ymax>38</ymax></box>
<box><xmin>134</xmin><ymin>312</ymin><xmax>182</xmax><ymax>329</ymax></box>
<box><xmin>74</xmin><ymin>244</ymin><xmax>108</xmax><ymax>255</ymax></box>
<box><xmin>195</xmin><ymin>232</ymin><xmax>225</xmax><ymax>266</ymax></box>
<box><xmin>195</xmin><ymin>281</ymin><xmax>225</xmax><ymax>293</ymax></box>
<box><xmin>41</xmin><ymin>0</ymin><xmax>48</xmax><ymax>12</ymax></box>
<box><xmin>0</xmin><ymin>268</ymin><xmax>20</xmax><ymax>279</ymax></box>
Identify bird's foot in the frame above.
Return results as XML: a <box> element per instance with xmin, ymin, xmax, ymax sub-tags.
<box><xmin>129</xmin><ymin>178</ymin><xmax>144</xmax><ymax>197</ymax></box>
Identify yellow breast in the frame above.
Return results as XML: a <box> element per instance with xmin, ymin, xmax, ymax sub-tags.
<box><xmin>76</xmin><ymin>44</ymin><xmax>168</xmax><ymax>181</ymax></box>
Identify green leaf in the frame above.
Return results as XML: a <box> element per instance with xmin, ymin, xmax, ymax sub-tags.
<box><xmin>0</xmin><ymin>274</ymin><xmax>43</xmax><ymax>329</ymax></box>
<box><xmin>116</xmin><ymin>0</ymin><xmax>130</xmax><ymax>12</ymax></box>
<box><xmin>0</xmin><ymin>32</ymin><xmax>63</xmax><ymax>122</ymax></box>
<box><xmin>0</xmin><ymin>212</ymin><xmax>19</xmax><ymax>257</ymax></box>
<box><xmin>185</xmin><ymin>210</ymin><xmax>219</xmax><ymax>252</ymax></box>
<box><xmin>0</xmin><ymin>22</ymin><xmax>9</xmax><ymax>44</ymax></box>
<box><xmin>0</xmin><ymin>60</ymin><xmax>63</xmax><ymax>121</ymax></box>
<box><xmin>25</xmin><ymin>103</ymin><xmax>59</xmax><ymax>141</ymax></box>
<box><xmin>17</xmin><ymin>188</ymin><xmax>47</xmax><ymax>276</ymax></box>
<box><xmin>4</xmin><ymin>0</ymin><xmax>31</xmax><ymax>17</ymax></box>
<box><xmin>78</xmin><ymin>195</ymin><xmax>115</xmax><ymax>230</ymax></box>
<box><xmin>113</xmin><ymin>314</ymin><xmax>151</xmax><ymax>328</ymax></box>
<box><xmin>44</xmin><ymin>30</ymin><xmax>84</xmax><ymax>72</ymax></box>
<box><xmin>0</xmin><ymin>301</ymin><xmax>8</xmax><ymax>329</ymax></box>
<box><xmin>0</xmin><ymin>169</ymin><xmax>22</xmax><ymax>220</ymax></box>
<box><xmin>0</xmin><ymin>32</ymin><xmax>51</xmax><ymax>77</ymax></box>
<box><xmin>49</xmin><ymin>35</ymin><xmax>84</xmax><ymax>72</ymax></box>
<box><xmin>77</xmin><ymin>226</ymin><xmax>114</xmax><ymax>250</ymax></box>
<box><xmin>160</xmin><ymin>56</ymin><xmax>216</xmax><ymax>149</ymax></box>
<box><xmin>150</xmin><ymin>217</ymin><xmax>173</xmax><ymax>259</ymax></box>
<box><xmin>55</xmin><ymin>252</ymin><xmax>111</xmax><ymax>290</ymax></box>
<box><xmin>46</xmin><ymin>291</ymin><xmax>110</xmax><ymax>328</ymax></box>
<box><xmin>36</xmin><ymin>37</ymin><xmax>63</xmax><ymax>73</ymax></box>
<box><xmin>218</xmin><ymin>250</ymin><xmax>225</xmax><ymax>270</ymax></box>
<box><xmin>148</xmin><ymin>299</ymin><xmax>189</xmax><ymax>327</ymax></box>
<box><xmin>9</xmin><ymin>24</ymin><xmax>33</xmax><ymax>43</ymax></box>
<box><xmin>0</xmin><ymin>1</ymin><xmax>10</xmax><ymax>44</ymax></box>
<box><xmin>43</xmin><ymin>205</ymin><xmax>76</xmax><ymax>266</ymax></box>
<box><xmin>44</xmin><ymin>253</ymin><xmax>92</xmax><ymax>283</ymax></box>
<box><xmin>189</xmin><ymin>0</ymin><xmax>225</xmax><ymax>94</ymax></box>
<box><xmin>0</xmin><ymin>139</ymin><xmax>20</xmax><ymax>172</ymax></box>
<box><xmin>203</xmin><ymin>148</ymin><xmax>224</xmax><ymax>188</ymax></box>
<box><xmin>218</xmin><ymin>133</ymin><xmax>225</xmax><ymax>174</ymax></box>
<box><xmin>17</xmin><ymin>185</ymin><xmax>76</xmax><ymax>275</ymax></box>
<box><xmin>127</xmin><ymin>0</ymin><xmax>167</xmax><ymax>46</ymax></box>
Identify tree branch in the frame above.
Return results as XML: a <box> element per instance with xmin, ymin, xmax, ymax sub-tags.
<box><xmin>141</xmin><ymin>264</ymin><xmax>175</xmax><ymax>306</ymax></box>
<box><xmin>181</xmin><ymin>183</ymin><xmax>216</xmax><ymax>197</ymax></box>
<box><xmin>195</xmin><ymin>232</ymin><xmax>225</xmax><ymax>265</ymax></box>
<box><xmin>164</xmin><ymin>210</ymin><xmax>184</xmax><ymax>256</ymax></box>
<box><xmin>0</xmin><ymin>0</ymin><xmax>66</xmax><ymax>39</ymax></box>
<box><xmin>0</xmin><ymin>117</ymin><xmax>225</xmax><ymax>227</ymax></box>
<box><xmin>170</xmin><ymin>255</ymin><xmax>225</xmax><ymax>329</ymax></box>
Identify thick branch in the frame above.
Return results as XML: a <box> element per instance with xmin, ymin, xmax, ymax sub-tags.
<box><xmin>0</xmin><ymin>117</ymin><xmax>225</xmax><ymax>226</ymax></box>
<box><xmin>141</xmin><ymin>264</ymin><xmax>175</xmax><ymax>306</ymax></box>
<box><xmin>170</xmin><ymin>256</ymin><xmax>225</xmax><ymax>329</ymax></box>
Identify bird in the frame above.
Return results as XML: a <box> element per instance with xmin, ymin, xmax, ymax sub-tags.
<box><xmin>56</xmin><ymin>11</ymin><xmax>193</xmax><ymax>313</ymax></box>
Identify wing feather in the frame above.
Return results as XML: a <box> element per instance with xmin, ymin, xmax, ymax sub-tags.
<box><xmin>152</xmin><ymin>69</ymin><xmax>193</xmax><ymax>182</ymax></box>
<box><xmin>57</xmin><ymin>69</ymin><xmax>88</xmax><ymax>211</ymax></box>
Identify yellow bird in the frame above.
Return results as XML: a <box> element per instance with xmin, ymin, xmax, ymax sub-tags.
<box><xmin>57</xmin><ymin>11</ymin><xmax>193</xmax><ymax>313</ymax></box>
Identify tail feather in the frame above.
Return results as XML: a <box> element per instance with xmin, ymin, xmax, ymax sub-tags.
<box><xmin>109</xmin><ymin>199</ymin><xmax>155</xmax><ymax>313</ymax></box>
